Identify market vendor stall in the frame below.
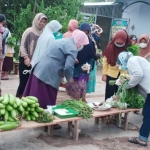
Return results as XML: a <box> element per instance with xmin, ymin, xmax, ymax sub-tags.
<box><xmin>0</xmin><ymin>93</ymin><xmax>141</xmax><ymax>141</ymax></box>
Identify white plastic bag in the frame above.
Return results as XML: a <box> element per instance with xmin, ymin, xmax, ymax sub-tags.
<box><xmin>46</xmin><ymin>105</ymin><xmax>53</xmax><ymax>115</ymax></box>
<box><xmin>61</xmin><ymin>77</ymin><xmax>67</xmax><ymax>84</ymax></box>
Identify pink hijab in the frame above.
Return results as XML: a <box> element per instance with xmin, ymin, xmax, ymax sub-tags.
<box><xmin>72</xmin><ymin>29</ymin><xmax>89</xmax><ymax>47</ymax></box>
<box><xmin>63</xmin><ymin>20</ymin><xmax>78</xmax><ymax>38</ymax></box>
<box><xmin>138</xmin><ymin>34</ymin><xmax>150</xmax><ymax>57</ymax></box>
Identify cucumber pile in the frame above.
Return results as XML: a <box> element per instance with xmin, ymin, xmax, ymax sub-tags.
<box><xmin>0</xmin><ymin>93</ymin><xmax>55</xmax><ymax>131</ymax></box>
<box><xmin>0</xmin><ymin>93</ymin><xmax>44</xmax><ymax>122</ymax></box>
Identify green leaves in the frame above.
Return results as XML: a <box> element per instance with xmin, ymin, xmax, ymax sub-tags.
<box><xmin>126</xmin><ymin>44</ymin><xmax>140</xmax><ymax>56</ymax></box>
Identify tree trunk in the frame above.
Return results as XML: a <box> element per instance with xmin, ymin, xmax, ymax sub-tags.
<box><xmin>33</xmin><ymin>0</ymin><xmax>37</xmax><ymax>13</ymax></box>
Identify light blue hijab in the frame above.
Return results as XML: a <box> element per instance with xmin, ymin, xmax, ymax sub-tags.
<box><xmin>117</xmin><ymin>51</ymin><xmax>133</xmax><ymax>70</ymax></box>
<box><xmin>31</xmin><ymin>20</ymin><xmax>62</xmax><ymax>66</ymax></box>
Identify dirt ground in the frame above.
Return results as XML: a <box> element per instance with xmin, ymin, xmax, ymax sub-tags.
<box><xmin>0</xmin><ymin>69</ymin><xmax>149</xmax><ymax>150</ymax></box>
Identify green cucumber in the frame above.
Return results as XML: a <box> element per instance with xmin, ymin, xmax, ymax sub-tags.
<box><xmin>11</xmin><ymin>109</ymin><xmax>17</xmax><ymax>119</ymax></box>
<box><xmin>26</xmin><ymin>115</ymin><xmax>31</xmax><ymax>121</ymax></box>
<box><xmin>0</xmin><ymin>108</ymin><xmax>5</xmax><ymax>115</ymax></box>
<box><xmin>26</xmin><ymin>96</ymin><xmax>38</xmax><ymax>102</ymax></box>
<box><xmin>29</xmin><ymin>104</ymin><xmax>35</xmax><ymax>108</ymax></box>
<box><xmin>18</xmin><ymin>105</ymin><xmax>24</xmax><ymax>112</ymax></box>
<box><xmin>21</xmin><ymin>100</ymin><xmax>28</xmax><ymax>107</ymax></box>
<box><xmin>2</xmin><ymin>94</ymin><xmax>9</xmax><ymax>105</ymax></box>
<box><xmin>15</xmin><ymin>98</ymin><xmax>21</xmax><ymax>106</ymax></box>
<box><xmin>35</xmin><ymin>107</ymin><xmax>44</xmax><ymax>113</ymax></box>
<box><xmin>0</xmin><ymin>103</ymin><xmax>5</xmax><ymax>109</ymax></box>
<box><xmin>0</xmin><ymin>121</ymin><xmax>5</xmax><ymax>126</ymax></box>
<box><xmin>0</xmin><ymin>123</ymin><xmax>19</xmax><ymax>131</ymax></box>
<box><xmin>6</xmin><ymin>105</ymin><xmax>13</xmax><ymax>111</ymax></box>
<box><xmin>22</xmin><ymin>97</ymin><xmax>36</xmax><ymax>104</ymax></box>
<box><xmin>30</xmin><ymin>115</ymin><xmax>36</xmax><ymax>121</ymax></box>
<box><xmin>31</xmin><ymin>112</ymin><xmax>39</xmax><ymax>118</ymax></box>
<box><xmin>25</xmin><ymin>111</ymin><xmax>29</xmax><ymax>115</ymax></box>
<box><xmin>13</xmin><ymin>103</ymin><xmax>17</xmax><ymax>109</ymax></box>
<box><xmin>35</xmin><ymin>103</ymin><xmax>39</xmax><ymax>107</ymax></box>
<box><xmin>4</xmin><ymin>110</ymin><xmax>9</xmax><ymax>121</ymax></box>
<box><xmin>30</xmin><ymin>108</ymin><xmax>35</xmax><ymax>112</ymax></box>
<box><xmin>8</xmin><ymin>116</ymin><xmax>15</xmax><ymax>122</ymax></box>
<box><xmin>8</xmin><ymin>93</ymin><xmax>15</xmax><ymax>105</ymax></box>
<box><xmin>0</xmin><ymin>97</ymin><xmax>4</xmax><ymax>102</ymax></box>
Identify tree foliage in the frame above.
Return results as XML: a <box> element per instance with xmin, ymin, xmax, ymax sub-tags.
<box><xmin>1</xmin><ymin>0</ymin><xmax>84</xmax><ymax>59</ymax></box>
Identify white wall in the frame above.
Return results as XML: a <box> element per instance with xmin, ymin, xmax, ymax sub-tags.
<box><xmin>122</xmin><ymin>2</ymin><xmax>150</xmax><ymax>38</ymax></box>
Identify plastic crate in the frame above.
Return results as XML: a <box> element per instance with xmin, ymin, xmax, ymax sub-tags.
<box><xmin>53</xmin><ymin>108</ymin><xmax>78</xmax><ymax>119</ymax></box>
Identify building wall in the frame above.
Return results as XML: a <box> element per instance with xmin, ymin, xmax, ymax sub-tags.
<box><xmin>122</xmin><ymin>2</ymin><xmax>150</xmax><ymax>38</ymax></box>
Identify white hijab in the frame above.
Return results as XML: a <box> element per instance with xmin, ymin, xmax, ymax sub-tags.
<box><xmin>31</xmin><ymin>20</ymin><xmax>62</xmax><ymax>66</ymax></box>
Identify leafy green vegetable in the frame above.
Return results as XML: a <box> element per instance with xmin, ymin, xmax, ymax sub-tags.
<box><xmin>126</xmin><ymin>44</ymin><xmax>140</xmax><ymax>56</ymax></box>
<box><xmin>109</xmin><ymin>80</ymin><xmax>145</xmax><ymax>108</ymax></box>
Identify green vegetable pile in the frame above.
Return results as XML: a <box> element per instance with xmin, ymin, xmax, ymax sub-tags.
<box><xmin>123</xmin><ymin>86</ymin><xmax>145</xmax><ymax>108</ymax></box>
<box><xmin>61</xmin><ymin>100</ymin><xmax>93</xmax><ymax>119</ymax></box>
<box><xmin>36</xmin><ymin>111</ymin><xmax>55</xmax><ymax>123</ymax></box>
<box><xmin>0</xmin><ymin>93</ymin><xmax>55</xmax><ymax>131</ymax></box>
<box><xmin>109</xmin><ymin>80</ymin><xmax>145</xmax><ymax>109</ymax></box>
<box><xmin>126</xmin><ymin>44</ymin><xmax>139</xmax><ymax>56</ymax></box>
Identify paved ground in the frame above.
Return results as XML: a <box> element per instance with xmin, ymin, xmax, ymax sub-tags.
<box><xmin>0</xmin><ymin>69</ymin><xmax>149</xmax><ymax>150</ymax></box>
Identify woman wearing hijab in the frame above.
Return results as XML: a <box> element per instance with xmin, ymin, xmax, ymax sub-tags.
<box><xmin>102</xmin><ymin>30</ymin><xmax>131</xmax><ymax>100</ymax></box>
<box><xmin>63</xmin><ymin>19</ymin><xmax>78</xmax><ymax>38</ymax></box>
<box><xmin>138</xmin><ymin>34</ymin><xmax>150</xmax><ymax>62</ymax></box>
<box><xmin>66</xmin><ymin>23</ymin><xmax>95</xmax><ymax>102</ymax></box>
<box><xmin>86</xmin><ymin>24</ymin><xmax>103</xmax><ymax>93</ymax></box>
<box><xmin>31</xmin><ymin>20</ymin><xmax>62</xmax><ymax>66</ymax></box>
<box><xmin>2</xmin><ymin>30</ymin><xmax>14</xmax><ymax>80</ymax></box>
<box><xmin>16</xmin><ymin>13</ymin><xmax>47</xmax><ymax>98</ymax></box>
<box><xmin>0</xmin><ymin>14</ymin><xmax>9</xmax><ymax>71</ymax></box>
<box><xmin>23</xmin><ymin>29</ymin><xmax>89</xmax><ymax>108</ymax></box>
<box><xmin>116</xmin><ymin>52</ymin><xmax>150</xmax><ymax>147</ymax></box>
<box><xmin>59</xmin><ymin>19</ymin><xmax>78</xmax><ymax>88</ymax></box>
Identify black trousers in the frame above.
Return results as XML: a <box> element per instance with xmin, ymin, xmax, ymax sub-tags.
<box><xmin>16</xmin><ymin>57</ymin><xmax>31</xmax><ymax>97</ymax></box>
<box><xmin>105</xmin><ymin>75</ymin><xmax>118</xmax><ymax>100</ymax></box>
<box><xmin>139</xmin><ymin>94</ymin><xmax>150</xmax><ymax>142</ymax></box>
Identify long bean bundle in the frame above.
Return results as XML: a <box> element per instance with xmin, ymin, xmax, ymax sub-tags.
<box><xmin>61</xmin><ymin>100</ymin><xmax>93</xmax><ymax>119</ymax></box>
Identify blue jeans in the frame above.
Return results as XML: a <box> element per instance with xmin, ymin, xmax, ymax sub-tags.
<box><xmin>138</xmin><ymin>94</ymin><xmax>150</xmax><ymax>142</ymax></box>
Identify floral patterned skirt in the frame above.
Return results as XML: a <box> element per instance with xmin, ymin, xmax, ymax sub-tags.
<box><xmin>66</xmin><ymin>73</ymin><xmax>89</xmax><ymax>100</ymax></box>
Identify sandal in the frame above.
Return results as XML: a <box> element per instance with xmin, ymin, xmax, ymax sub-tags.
<box><xmin>128</xmin><ymin>137</ymin><xmax>147</xmax><ymax>147</ymax></box>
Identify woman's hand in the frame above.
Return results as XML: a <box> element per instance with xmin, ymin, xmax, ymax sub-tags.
<box><xmin>24</xmin><ymin>57</ymin><xmax>31</xmax><ymax>67</ymax></box>
<box><xmin>102</xmin><ymin>74</ymin><xmax>107</xmax><ymax>82</ymax></box>
<box><xmin>75</xmin><ymin>59</ymin><xmax>79</xmax><ymax>64</ymax></box>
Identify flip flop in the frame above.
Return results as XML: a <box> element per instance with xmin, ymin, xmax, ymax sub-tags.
<box><xmin>128</xmin><ymin>137</ymin><xmax>147</xmax><ymax>147</ymax></box>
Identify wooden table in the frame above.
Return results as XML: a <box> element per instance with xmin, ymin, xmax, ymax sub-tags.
<box><xmin>4</xmin><ymin>108</ymin><xmax>140</xmax><ymax>141</ymax></box>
